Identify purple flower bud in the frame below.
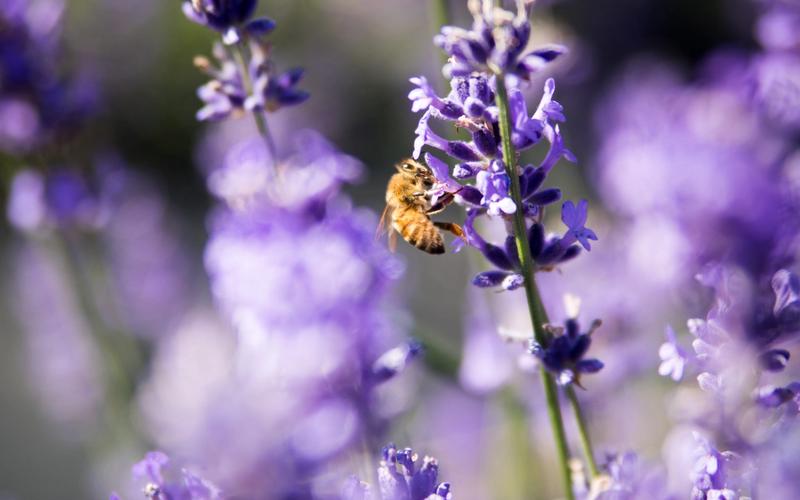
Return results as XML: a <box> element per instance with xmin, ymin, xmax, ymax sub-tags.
<box><xmin>755</xmin><ymin>385</ymin><xmax>796</xmax><ymax>407</ymax></box>
<box><xmin>501</xmin><ymin>273</ymin><xmax>524</xmax><ymax>291</ymax></box>
<box><xmin>772</xmin><ymin>269</ymin><xmax>800</xmax><ymax>329</ymax></box>
<box><xmin>759</xmin><ymin>348</ymin><xmax>790</xmax><ymax>372</ymax></box>
<box><xmin>537</xmin><ymin>239</ymin><xmax>567</xmax><ymax>266</ymax></box>
<box><xmin>520</xmin><ymin>166</ymin><xmax>545</xmax><ymax>199</ymax></box>
<box><xmin>576</xmin><ymin>359</ymin><xmax>604</xmax><ymax>373</ymax></box>
<box><xmin>472</xmin><ymin>128</ymin><xmax>497</xmax><ymax>157</ymax></box>
<box><xmin>480</xmin><ymin>243</ymin><xmax>514</xmax><ymax>271</ymax></box>
<box><xmin>528</xmin><ymin>188</ymin><xmax>561</xmax><ymax>206</ymax></box>
<box><xmin>528</xmin><ymin>223</ymin><xmax>544</xmax><ymax>258</ymax></box>
<box><xmin>245</xmin><ymin>17</ymin><xmax>276</xmax><ymax>36</ymax></box>
<box><xmin>183</xmin><ymin>0</ymin><xmax>258</xmax><ymax>34</ymax></box>
<box><xmin>446</xmin><ymin>140</ymin><xmax>481</xmax><ymax>162</ymax></box>
<box><xmin>463</xmin><ymin>96</ymin><xmax>486</xmax><ymax>118</ymax></box>
<box><xmin>372</xmin><ymin>341</ymin><xmax>423</xmax><ymax>384</ymax></box>
<box><xmin>472</xmin><ymin>271</ymin><xmax>510</xmax><ymax>288</ymax></box>
<box><xmin>456</xmin><ymin>185</ymin><xmax>483</xmax><ymax>205</ymax></box>
<box><xmin>557</xmin><ymin>244</ymin><xmax>581</xmax><ymax>263</ymax></box>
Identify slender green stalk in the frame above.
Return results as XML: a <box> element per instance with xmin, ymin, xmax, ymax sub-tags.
<box><xmin>566</xmin><ymin>385</ymin><xmax>600</xmax><ymax>479</ymax></box>
<box><xmin>231</xmin><ymin>42</ymin><xmax>279</xmax><ymax>165</ymax></box>
<box><xmin>494</xmin><ymin>74</ymin><xmax>575</xmax><ymax>500</ymax></box>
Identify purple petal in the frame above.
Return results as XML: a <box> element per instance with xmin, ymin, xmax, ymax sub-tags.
<box><xmin>245</xmin><ymin>17</ymin><xmax>276</xmax><ymax>36</ymax></box>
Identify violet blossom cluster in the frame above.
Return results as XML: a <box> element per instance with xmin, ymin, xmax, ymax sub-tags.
<box><xmin>411</xmin><ymin>0</ymin><xmax>603</xmax><ymax>390</ymax></box>
<box><xmin>343</xmin><ymin>444</ymin><xmax>453</xmax><ymax>500</ymax></box>
<box><xmin>657</xmin><ymin>263</ymin><xmax>800</xmax><ymax>498</ymax></box>
<box><xmin>112</xmin><ymin>2</ymin><xmax>432</xmax><ymax>497</ymax></box>
<box><xmin>3</xmin><ymin>0</ymin><xmax>190</xmax><ymax>446</ymax></box>
<box><xmin>184</xmin><ymin>0</ymin><xmax>307</xmax><ymax>121</ymax></box>
<box><xmin>0</xmin><ymin>0</ymin><xmax>94</xmax><ymax>153</ymax></box>
<box><xmin>111</xmin><ymin>451</ymin><xmax>222</xmax><ymax>500</ymax></box>
<box><xmin>594</xmin><ymin>2</ymin><xmax>800</xmax><ymax>497</ymax></box>
<box><xmin>409</xmin><ymin>0</ymin><xmax>594</xmax><ymax>291</ymax></box>
<box><xmin>528</xmin><ymin>309</ymin><xmax>604</xmax><ymax>387</ymax></box>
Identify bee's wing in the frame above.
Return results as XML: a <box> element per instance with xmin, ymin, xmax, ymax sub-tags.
<box><xmin>376</xmin><ymin>204</ymin><xmax>399</xmax><ymax>253</ymax></box>
<box><xmin>376</xmin><ymin>204</ymin><xmax>391</xmax><ymax>237</ymax></box>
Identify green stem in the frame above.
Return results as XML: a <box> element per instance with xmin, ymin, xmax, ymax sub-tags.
<box><xmin>231</xmin><ymin>43</ymin><xmax>279</xmax><ymax>166</ymax></box>
<box><xmin>494</xmin><ymin>74</ymin><xmax>575</xmax><ymax>500</ymax></box>
<box><xmin>566</xmin><ymin>385</ymin><xmax>600</xmax><ymax>479</ymax></box>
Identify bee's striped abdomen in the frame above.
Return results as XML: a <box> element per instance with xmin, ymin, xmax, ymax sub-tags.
<box><xmin>393</xmin><ymin>210</ymin><xmax>445</xmax><ymax>254</ymax></box>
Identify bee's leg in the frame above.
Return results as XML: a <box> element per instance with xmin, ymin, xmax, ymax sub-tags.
<box><xmin>426</xmin><ymin>193</ymin><xmax>454</xmax><ymax>215</ymax></box>
<box><xmin>433</xmin><ymin>221</ymin><xmax>464</xmax><ymax>238</ymax></box>
<box><xmin>403</xmin><ymin>192</ymin><xmax>427</xmax><ymax>204</ymax></box>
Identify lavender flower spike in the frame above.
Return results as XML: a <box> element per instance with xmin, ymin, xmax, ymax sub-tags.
<box><xmin>116</xmin><ymin>450</ymin><xmax>222</xmax><ymax>500</ymax></box>
<box><xmin>434</xmin><ymin>0</ymin><xmax>566</xmax><ymax>80</ymax></box>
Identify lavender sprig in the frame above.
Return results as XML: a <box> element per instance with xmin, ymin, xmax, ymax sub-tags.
<box><xmin>409</xmin><ymin>1</ymin><xmax>602</xmax><ymax>497</ymax></box>
<box><xmin>343</xmin><ymin>444</ymin><xmax>454</xmax><ymax>500</ymax></box>
<box><xmin>185</xmin><ymin>0</ymin><xmax>308</xmax><ymax>163</ymax></box>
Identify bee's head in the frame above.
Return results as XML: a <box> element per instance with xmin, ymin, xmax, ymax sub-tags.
<box><xmin>395</xmin><ymin>159</ymin><xmax>432</xmax><ymax>178</ymax></box>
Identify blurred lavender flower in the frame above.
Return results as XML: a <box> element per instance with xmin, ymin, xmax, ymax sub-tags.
<box><xmin>6</xmin><ymin>167</ymin><xmax>105</xmax><ymax>232</ymax></box>
<box><xmin>11</xmin><ymin>243</ymin><xmax>104</xmax><ymax>435</ymax></box>
<box><xmin>6</xmin><ymin>158</ymin><xmax>192</xmax><ymax>340</ymax></box>
<box><xmin>342</xmin><ymin>444</ymin><xmax>453</xmax><ymax>500</ymax></box>
<box><xmin>652</xmin><ymin>260</ymin><xmax>800</xmax><ymax>497</ymax></box>
<box><xmin>0</xmin><ymin>0</ymin><xmax>95</xmax><ymax>152</ymax></box>
<box><xmin>755</xmin><ymin>382</ymin><xmax>800</xmax><ymax>409</ymax></box>
<box><xmin>155</xmin><ymin>4</ymin><xmax>423</xmax><ymax>494</ymax></box>
<box><xmin>753</xmin><ymin>0</ymin><xmax>800</xmax><ymax>132</ymax></box>
<box><xmin>135</xmin><ymin>128</ymin><xmax>415</xmax><ymax>495</ymax></box>
<box><xmin>112</xmin><ymin>450</ymin><xmax>222</xmax><ymax>500</ymax></box>
<box><xmin>595</xmin><ymin>58</ymin><xmax>799</xmax><ymax>286</ymax></box>
<box><xmin>97</xmin><ymin>159</ymin><xmax>192</xmax><ymax>338</ymax></box>
<box><xmin>584</xmin><ymin>451</ymin><xmax>671</xmax><ymax>500</ymax></box>
<box><xmin>689</xmin><ymin>435</ymin><xmax>748</xmax><ymax>500</ymax></box>
<box><xmin>598</xmin><ymin>31</ymin><xmax>800</xmax><ymax>496</ymax></box>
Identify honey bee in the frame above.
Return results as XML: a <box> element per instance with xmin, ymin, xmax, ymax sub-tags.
<box><xmin>378</xmin><ymin>158</ymin><xmax>463</xmax><ymax>254</ymax></box>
